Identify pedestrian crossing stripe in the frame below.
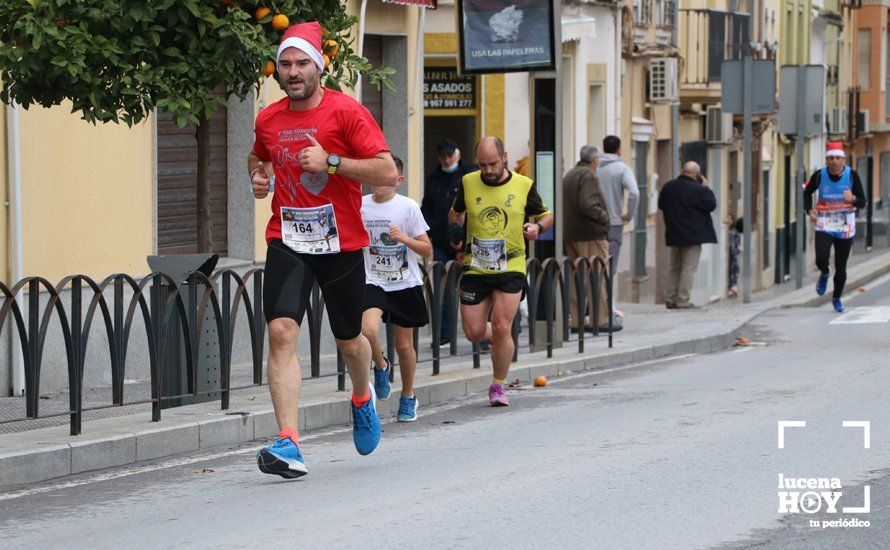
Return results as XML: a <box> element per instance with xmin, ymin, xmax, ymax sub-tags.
<box><xmin>829</xmin><ymin>306</ymin><xmax>890</xmax><ymax>325</ymax></box>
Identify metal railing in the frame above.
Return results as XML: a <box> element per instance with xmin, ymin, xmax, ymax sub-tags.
<box><xmin>679</xmin><ymin>9</ymin><xmax>750</xmax><ymax>85</ymax></box>
<box><xmin>0</xmin><ymin>256</ymin><xmax>612</xmax><ymax>436</ymax></box>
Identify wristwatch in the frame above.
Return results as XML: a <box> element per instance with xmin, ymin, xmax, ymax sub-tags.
<box><xmin>326</xmin><ymin>153</ymin><xmax>341</xmax><ymax>175</ymax></box>
<box><xmin>536</xmin><ymin>222</ymin><xmax>544</xmax><ymax>234</ymax></box>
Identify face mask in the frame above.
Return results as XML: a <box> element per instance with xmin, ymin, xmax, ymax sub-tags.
<box><xmin>442</xmin><ymin>162</ymin><xmax>459</xmax><ymax>174</ymax></box>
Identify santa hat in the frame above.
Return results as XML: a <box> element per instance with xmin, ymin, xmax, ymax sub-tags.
<box><xmin>826</xmin><ymin>141</ymin><xmax>845</xmax><ymax>158</ymax></box>
<box><xmin>276</xmin><ymin>21</ymin><xmax>324</xmax><ymax>71</ymax></box>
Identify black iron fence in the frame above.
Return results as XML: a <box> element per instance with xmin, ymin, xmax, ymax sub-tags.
<box><xmin>0</xmin><ymin>256</ymin><xmax>611</xmax><ymax>436</ymax></box>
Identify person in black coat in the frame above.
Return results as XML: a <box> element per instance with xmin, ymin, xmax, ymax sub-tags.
<box><xmin>420</xmin><ymin>138</ymin><xmax>477</xmax><ymax>343</ymax></box>
<box><xmin>657</xmin><ymin>161</ymin><xmax>718</xmax><ymax>309</ymax></box>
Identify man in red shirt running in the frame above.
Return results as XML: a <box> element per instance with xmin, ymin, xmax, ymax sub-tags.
<box><xmin>249</xmin><ymin>22</ymin><xmax>398</xmax><ymax>478</ymax></box>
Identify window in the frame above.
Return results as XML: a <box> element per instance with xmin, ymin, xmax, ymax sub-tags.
<box><xmin>634</xmin><ymin>0</ymin><xmax>652</xmax><ymax>26</ymax></box>
<box><xmin>657</xmin><ymin>0</ymin><xmax>676</xmax><ymax>28</ymax></box>
<box><xmin>858</xmin><ymin>29</ymin><xmax>872</xmax><ymax>91</ymax></box>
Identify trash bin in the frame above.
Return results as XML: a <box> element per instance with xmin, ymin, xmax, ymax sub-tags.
<box><xmin>147</xmin><ymin>253</ymin><xmax>220</xmax><ymax>409</ymax></box>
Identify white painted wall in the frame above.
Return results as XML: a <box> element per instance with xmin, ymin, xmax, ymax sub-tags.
<box><xmin>504</xmin><ymin>72</ymin><xmax>531</xmax><ymax>163</ymax></box>
<box><xmin>568</xmin><ymin>5</ymin><xmax>619</xmax><ymax>155</ymax></box>
<box><xmin>504</xmin><ymin>6</ymin><xmax>621</xmax><ymax>167</ymax></box>
<box><xmin>425</xmin><ymin>3</ymin><xmax>456</xmax><ymax>33</ymax></box>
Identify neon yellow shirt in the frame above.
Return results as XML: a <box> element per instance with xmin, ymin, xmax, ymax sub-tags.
<box><xmin>451</xmin><ymin>170</ymin><xmax>550</xmax><ymax>276</ymax></box>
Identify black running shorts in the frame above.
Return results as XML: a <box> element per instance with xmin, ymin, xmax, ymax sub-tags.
<box><xmin>363</xmin><ymin>284</ymin><xmax>429</xmax><ymax>328</ymax></box>
<box><xmin>458</xmin><ymin>273</ymin><xmax>528</xmax><ymax>305</ymax></box>
<box><xmin>263</xmin><ymin>239</ymin><xmax>366</xmax><ymax>340</ymax></box>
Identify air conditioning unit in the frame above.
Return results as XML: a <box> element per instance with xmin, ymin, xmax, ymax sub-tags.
<box><xmin>830</xmin><ymin>107</ymin><xmax>848</xmax><ymax>135</ymax></box>
<box><xmin>858</xmin><ymin>109</ymin><xmax>871</xmax><ymax>135</ymax></box>
<box><xmin>706</xmin><ymin>106</ymin><xmax>733</xmax><ymax>143</ymax></box>
<box><xmin>649</xmin><ymin>58</ymin><xmax>679</xmax><ymax>102</ymax></box>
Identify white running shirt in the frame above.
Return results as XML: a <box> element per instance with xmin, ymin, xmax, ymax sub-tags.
<box><xmin>361</xmin><ymin>194</ymin><xmax>429</xmax><ymax>291</ymax></box>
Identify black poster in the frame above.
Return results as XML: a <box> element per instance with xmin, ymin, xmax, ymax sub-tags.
<box><xmin>458</xmin><ymin>0</ymin><xmax>555</xmax><ymax>74</ymax></box>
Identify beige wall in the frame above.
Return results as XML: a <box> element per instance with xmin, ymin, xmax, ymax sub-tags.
<box><xmin>18</xmin><ymin>105</ymin><xmax>153</xmax><ymax>281</ymax></box>
<box><xmin>347</xmin><ymin>0</ymin><xmax>424</xmax><ymax>200</ymax></box>
<box><xmin>254</xmin><ymin>78</ymin><xmax>285</xmax><ymax>261</ymax></box>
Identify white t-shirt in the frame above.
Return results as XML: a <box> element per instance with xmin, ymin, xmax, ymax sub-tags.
<box><xmin>361</xmin><ymin>194</ymin><xmax>430</xmax><ymax>291</ymax></box>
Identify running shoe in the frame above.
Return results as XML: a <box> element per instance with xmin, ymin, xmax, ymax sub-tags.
<box><xmin>397</xmin><ymin>395</ymin><xmax>419</xmax><ymax>422</ymax></box>
<box><xmin>256</xmin><ymin>437</ymin><xmax>308</xmax><ymax>479</ymax></box>
<box><xmin>373</xmin><ymin>359</ymin><xmax>392</xmax><ymax>400</ymax></box>
<box><xmin>816</xmin><ymin>273</ymin><xmax>829</xmax><ymax>296</ymax></box>
<box><xmin>489</xmin><ymin>383</ymin><xmax>509</xmax><ymax>407</ymax></box>
<box><xmin>833</xmin><ymin>298</ymin><xmax>845</xmax><ymax>313</ymax></box>
<box><xmin>352</xmin><ymin>384</ymin><xmax>381</xmax><ymax>455</ymax></box>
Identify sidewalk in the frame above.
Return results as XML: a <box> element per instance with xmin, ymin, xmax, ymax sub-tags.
<box><xmin>2</xmin><ymin>248</ymin><xmax>889</xmax><ymax>490</ymax></box>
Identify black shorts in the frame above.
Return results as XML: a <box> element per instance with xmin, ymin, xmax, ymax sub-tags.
<box><xmin>459</xmin><ymin>273</ymin><xmax>528</xmax><ymax>305</ymax></box>
<box><xmin>263</xmin><ymin>239</ymin><xmax>366</xmax><ymax>340</ymax></box>
<box><xmin>363</xmin><ymin>284</ymin><xmax>429</xmax><ymax>328</ymax></box>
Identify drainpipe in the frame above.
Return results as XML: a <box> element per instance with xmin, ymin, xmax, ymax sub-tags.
<box><xmin>671</xmin><ymin>0</ymin><xmax>680</xmax><ymax>175</ymax></box>
<box><xmin>355</xmin><ymin>0</ymin><xmax>369</xmax><ymax>102</ymax></box>
<box><xmin>6</xmin><ymin>102</ymin><xmax>24</xmax><ymax>396</ymax></box>
<box><xmin>614</xmin><ymin>7</ymin><xmax>622</xmax><ymax>135</ymax></box>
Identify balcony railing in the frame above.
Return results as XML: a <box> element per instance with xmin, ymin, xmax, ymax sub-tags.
<box><xmin>679</xmin><ymin>9</ymin><xmax>750</xmax><ymax>86</ymax></box>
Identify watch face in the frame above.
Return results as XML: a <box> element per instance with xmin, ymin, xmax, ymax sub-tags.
<box><xmin>327</xmin><ymin>154</ymin><xmax>341</xmax><ymax>167</ymax></box>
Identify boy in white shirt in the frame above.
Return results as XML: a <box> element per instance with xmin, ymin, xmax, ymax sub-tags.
<box><xmin>361</xmin><ymin>156</ymin><xmax>433</xmax><ymax>421</ymax></box>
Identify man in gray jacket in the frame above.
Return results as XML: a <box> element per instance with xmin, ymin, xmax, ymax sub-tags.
<box><xmin>563</xmin><ymin>145</ymin><xmax>612</xmax><ymax>331</ymax></box>
<box><xmin>596</xmin><ymin>135</ymin><xmax>640</xmax><ymax>275</ymax></box>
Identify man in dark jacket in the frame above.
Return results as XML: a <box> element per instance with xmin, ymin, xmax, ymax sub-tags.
<box><xmin>657</xmin><ymin>161</ymin><xmax>718</xmax><ymax>309</ymax></box>
<box><xmin>563</xmin><ymin>145</ymin><xmax>612</xmax><ymax>331</ymax></box>
<box><xmin>421</xmin><ymin>138</ymin><xmax>477</xmax><ymax>344</ymax></box>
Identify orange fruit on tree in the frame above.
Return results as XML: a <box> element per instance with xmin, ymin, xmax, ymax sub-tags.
<box><xmin>254</xmin><ymin>6</ymin><xmax>271</xmax><ymax>20</ymax></box>
<box><xmin>262</xmin><ymin>60</ymin><xmax>275</xmax><ymax>77</ymax></box>
<box><xmin>323</xmin><ymin>54</ymin><xmax>331</xmax><ymax>68</ymax></box>
<box><xmin>323</xmin><ymin>39</ymin><xmax>339</xmax><ymax>57</ymax></box>
<box><xmin>271</xmin><ymin>14</ymin><xmax>290</xmax><ymax>31</ymax></box>
<box><xmin>534</xmin><ymin>375</ymin><xmax>547</xmax><ymax>387</ymax></box>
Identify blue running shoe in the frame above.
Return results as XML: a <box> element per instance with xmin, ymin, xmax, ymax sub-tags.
<box><xmin>373</xmin><ymin>359</ymin><xmax>392</xmax><ymax>400</ymax></box>
<box><xmin>256</xmin><ymin>437</ymin><xmax>307</xmax><ymax>479</ymax></box>
<box><xmin>833</xmin><ymin>298</ymin><xmax>845</xmax><ymax>313</ymax></box>
<box><xmin>397</xmin><ymin>395</ymin><xmax>419</xmax><ymax>422</ymax></box>
<box><xmin>352</xmin><ymin>384</ymin><xmax>381</xmax><ymax>455</ymax></box>
<box><xmin>816</xmin><ymin>273</ymin><xmax>829</xmax><ymax>296</ymax></box>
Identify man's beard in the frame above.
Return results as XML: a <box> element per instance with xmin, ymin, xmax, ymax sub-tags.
<box><xmin>481</xmin><ymin>167</ymin><xmax>505</xmax><ymax>184</ymax></box>
<box><xmin>282</xmin><ymin>73</ymin><xmax>319</xmax><ymax>101</ymax></box>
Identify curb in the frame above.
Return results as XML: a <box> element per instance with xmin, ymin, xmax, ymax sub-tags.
<box><xmin>773</xmin><ymin>251</ymin><xmax>890</xmax><ymax>309</ymax></box>
<box><xmin>0</xmin><ymin>325</ymin><xmax>747</xmax><ymax>490</ymax></box>
<box><xmin>5</xmin><ymin>248</ymin><xmax>888</xmax><ymax>490</ymax></box>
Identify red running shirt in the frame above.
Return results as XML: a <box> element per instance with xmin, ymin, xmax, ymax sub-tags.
<box><xmin>252</xmin><ymin>90</ymin><xmax>390</xmax><ymax>251</ymax></box>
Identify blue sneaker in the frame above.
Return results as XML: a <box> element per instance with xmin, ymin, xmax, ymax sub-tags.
<box><xmin>833</xmin><ymin>298</ymin><xmax>845</xmax><ymax>313</ymax></box>
<box><xmin>373</xmin><ymin>359</ymin><xmax>392</xmax><ymax>400</ymax></box>
<box><xmin>397</xmin><ymin>395</ymin><xmax>419</xmax><ymax>422</ymax></box>
<box><xmin>352</xmin><ymin>384</ymin><xmax>381</xmax><ymax>455</ymax></box>
<box><xmin>816</xmin><ymin>273</ymin><xmax>829</xmax><ymax>296</ymax></box>
<box><xmin>256</xmin><ymin>437</ymin><xmax>307</xmax><ymax>479</ymax></box>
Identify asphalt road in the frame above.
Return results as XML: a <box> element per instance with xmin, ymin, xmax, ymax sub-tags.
<box><xmin>1</xmin><ymin>275</ymin><xmax>889</xmax><ymax>549</ymax></box>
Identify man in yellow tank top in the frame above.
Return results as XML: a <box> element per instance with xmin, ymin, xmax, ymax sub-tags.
<box><xmin>448</xmin><ymin>137</ymin><xmax>553</xmax><ymax>406</ymax></box>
